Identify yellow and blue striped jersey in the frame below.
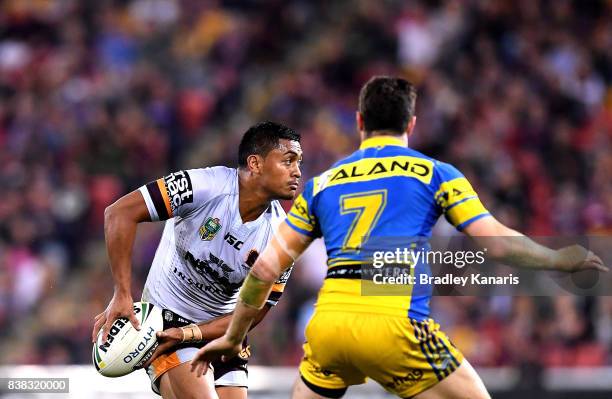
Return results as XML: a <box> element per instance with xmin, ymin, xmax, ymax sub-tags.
<box><xmin>286</xmin><ymin>136</ymin><xmax>490</xmax><ymax>320</ymax></box>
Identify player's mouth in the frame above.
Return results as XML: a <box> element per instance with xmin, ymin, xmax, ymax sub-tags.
<box><xmin>288</xmin><ymin>182</ymin><xmax>299</xmax><ymax>190</ymax></box>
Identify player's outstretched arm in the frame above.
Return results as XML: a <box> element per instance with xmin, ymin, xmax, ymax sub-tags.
<box><xmin>463</xmin><ymin>215</ymin><xmax>608</xmax><ymax>273</ymax></box>
<box><xmin>92</xmin><ymin>190</ymin><xmax>152</xmax><ymax>344</ymax></box>
<box><xmin>190</xmin><ymin>222</ymin><xmax>313</xmax><ymax>377</ymax></box>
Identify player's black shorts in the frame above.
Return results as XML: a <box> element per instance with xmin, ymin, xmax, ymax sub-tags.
<box><xmin>145</xmin><ymin>309</ymin><xmax>250</xmax><ymax>394</ymax></box>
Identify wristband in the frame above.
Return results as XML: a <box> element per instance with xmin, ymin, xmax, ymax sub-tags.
<box><xmin>180</xmin><ymin>324</ymin><xmax>203</xmax><ymax>343</ymax></box>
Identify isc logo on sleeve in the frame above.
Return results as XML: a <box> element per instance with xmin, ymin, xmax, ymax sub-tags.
<box><xmin>164</xmin><ymin>171</ymin><xmax>193</xmax><ymax>210</ymax></box>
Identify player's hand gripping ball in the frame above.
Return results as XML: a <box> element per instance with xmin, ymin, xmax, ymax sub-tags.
<box><xmin>92</xmin><ymin>302</ymin><xmax>163</xmax><ymax>377</ymax></box>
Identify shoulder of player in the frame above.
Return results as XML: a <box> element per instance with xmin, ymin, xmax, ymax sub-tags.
<box><xmin>329</xmin><ymin>151</ymin><xmax>362</xmax><ymax>168</ymax></box>
<box><xmin>266</xmin><ymin>200</ymin><xmax>288</xmax><ymax>229</ymax></box>
<box><xmin>396</xmin><ymin>146</ymin><xmax>437</xmax><ymax>162</ymax></box>
<box><xmin>431</xmin><ymin>159</ymin><xmax>462</xmax><ymax>179</ymax></box>
<box><xmin>388</xmin><ymin>149</ymin><xmax>463</xmax><ymax>185</ymax></box>
<box><xmin>186</xmin><ymin>165</ymin><xmax>236</xmax><ymax>178</ymax></box>
<box><xmin>385</xmin><ymin>147</ymin><xmax>457</xmax><ymax>176</ymax></box>
<box><xmin>186</xmin><ymin>166</ymin><xmax>237</xmax><ymax>192</ymax></box>
<box><xmin>269</xmin><ymin>200</ymin><xmax>287</xmax><ymax>218</ymax></box>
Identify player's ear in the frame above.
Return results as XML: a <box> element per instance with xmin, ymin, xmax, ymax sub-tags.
<box><xmin>246</xmin><ymin>154</ymin><xmax>264</xmax><ymax>174</ymax></box>
<box><xmin>406</xmin><ymin>116</ymin><xmax>416</xmax><ymax>137</ymax></box>
<box><xmin>356</xmin><ymin>112</ymin><xmax>366</xmax><ymax>141</ymax></box>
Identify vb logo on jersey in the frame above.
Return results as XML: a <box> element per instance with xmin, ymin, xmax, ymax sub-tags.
<box><xmin>199</xmin><ymin>217</ymin><xmax>222</xmax><ymax>241</ymax></box>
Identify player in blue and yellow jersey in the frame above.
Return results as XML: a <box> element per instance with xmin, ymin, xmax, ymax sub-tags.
<box><xmin>191</xmin><ymin>77</ymin><xmax>608</xmax><ymax>399</ymax></box>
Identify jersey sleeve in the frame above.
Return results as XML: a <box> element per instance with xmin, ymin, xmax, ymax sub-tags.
<box><xmin>434</xmin><ymin>162</ymin><xmax>490</xmax><ymax>231</ymax></box>
<box><xmin>286</xmin><ymin>179</ymin><xmax>322</xmax><ymax>238</ymax></box>
<box><xmin>265</xmin><ymin>266</ymin><xmax>293</xmax><ymax>306</ymax></box>
<box><xmin>139</xmin><ymin>166</ymin><xmax>234</xmax><ymax>221</ymax></box>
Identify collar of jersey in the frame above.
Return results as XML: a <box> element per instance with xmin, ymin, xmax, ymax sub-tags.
<box><xmin>359</xmin><ymin>135</ymin><xmax>406</xmax><ymax>150</ymax></box>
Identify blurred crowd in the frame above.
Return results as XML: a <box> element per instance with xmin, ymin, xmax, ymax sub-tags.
<box><xmin>0</xmin><ymin>0</ymin><xmax>611</xmax><ymax>373</ymax></box>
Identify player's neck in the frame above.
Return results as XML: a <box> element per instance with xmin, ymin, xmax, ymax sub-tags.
<box><xmin>237</xmin><ymin>170</ymin><xmax>271</xmax><ymax>223</ymax></box>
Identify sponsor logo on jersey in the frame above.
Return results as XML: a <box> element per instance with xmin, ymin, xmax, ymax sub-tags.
<box><xmin>163</xmin><ymin>171</ymin><xmax>193</xmax><ymax>211</ymax></box>
<box><xmin>224</xmin><ymin>233</ymin><xmax>243</xmax><ymax>250</ymax></box>
<box><xmin>184</xmin><ymin>251</ymin><xmax>244</xmax><ymax>295</ymax></box>
<box><xmin>199</xmin><ymin>217</ymin><xmax>222</xmax><ymax>241</ymax></box>
<box><xmin>386</xmin><ymin>369</ymin><xmax>423</xmax><ymax>389</ymax></box>
<box><xmin>173</xmin><ymin>267</ymin><xmax>212</xmax><ymax>293</ymax></box>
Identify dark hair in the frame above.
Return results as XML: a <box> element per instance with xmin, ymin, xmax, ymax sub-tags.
<box><xmin>238</xmin><ymin>121</ymin><xmax>300</xmax><ymax>168</ymax></box>
<box><xmin>358</xmin><ymin>76</ymin><xmax>417</xmax><ymax>135</ymax></box>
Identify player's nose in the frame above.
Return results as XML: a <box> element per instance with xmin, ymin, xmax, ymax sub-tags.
<box><xmin>292</xmin><ymin>163</ymin><xmax>301</xmax><ymax>179</ymax></box>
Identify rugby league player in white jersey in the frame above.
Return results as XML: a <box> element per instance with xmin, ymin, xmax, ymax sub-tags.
<box><xmin>92</xmin><ymin>121</ymin><xmax>302</xmax><ymax>399</ymax></box>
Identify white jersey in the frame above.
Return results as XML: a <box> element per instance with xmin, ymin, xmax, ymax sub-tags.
<box><xmin>139</xmin><ymin>166</ymin><xmax>291</xmax><ymax>322</ymax></box>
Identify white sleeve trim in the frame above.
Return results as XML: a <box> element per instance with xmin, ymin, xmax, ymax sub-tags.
<box><xmin>139</xmin><ymin>186</ymin><xmax>159</xmax><ymax>221</ymax></box>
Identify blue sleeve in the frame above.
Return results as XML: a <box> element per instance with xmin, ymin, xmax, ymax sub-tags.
<box><xmin>285</xmin><ymin>179</ymin><xmax>322</xmax><ymax>238</ymax></box>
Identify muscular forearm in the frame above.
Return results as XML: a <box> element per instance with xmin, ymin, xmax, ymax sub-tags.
<box><xmin>469</xmin><ymin>220</ymin><xmax>574</xmax><ymax>271</ymax></box>
<box><xmin>194</xmin><ymin>305</ymin><xmax>270</xmax><ymax>341</ymax></box>
<box><xmin>197</xmin><ymin>314</ymin><xmax>232</xmax><ymax>340</ymax></box>
<box><xmin>493</xmin><ymin>235</ymin><xmax>561</xmax><ymax>270</ymax></box>
<box><xmin>224</xmin><ymin>302</ymin><xmax>262</xmax><ymax>345</ymax></box>
<box><xmin>466</xmin><ymin>217</ymin><xmax>605</xmax><ymax>273</ymax></box>
<box><xmin>498</xmin><ymin>238</ymin><xmax>599</xmax><ymax>272</ymax></box>
<box><xmin>104</xmin><ymin>206</ymin><xmax>139</xmax><ymax>294</ymax></box>
<box><xmin>225</xmin><ymin>274</ymin><xmax>275</xmax><ymax>344</ymax></box>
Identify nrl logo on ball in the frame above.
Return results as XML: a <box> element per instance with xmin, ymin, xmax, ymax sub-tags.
<box><xmin>199</xmin><ymin>217</ymin><xmax>222</xmax><ymax>241</ymax></box>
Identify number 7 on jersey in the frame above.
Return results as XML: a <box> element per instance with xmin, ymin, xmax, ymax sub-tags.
<box><xmin>339</xmin><ymin>190</ymin><xmax>387</xmax><ymax>252</ymax></box>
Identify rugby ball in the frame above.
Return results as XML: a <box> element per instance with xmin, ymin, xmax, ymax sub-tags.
<box><xmin>92</xmin><ymin>302</ymin><xmax>163</xmax><ymax>377</ymax></box>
